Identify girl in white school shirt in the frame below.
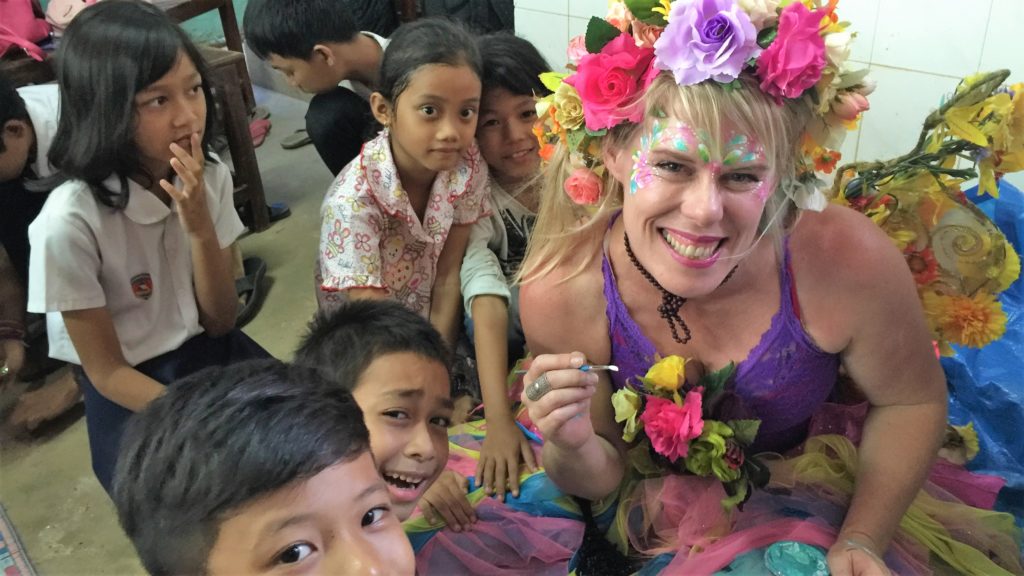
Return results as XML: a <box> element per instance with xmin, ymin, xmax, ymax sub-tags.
<box><xmin>27</xmin><ymin>0</ymin><xmax>268</xmax><ymax>493</ymax></box>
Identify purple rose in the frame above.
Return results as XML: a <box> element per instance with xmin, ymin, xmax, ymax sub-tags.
<box><xmin>654</xmin><ymin>0</ymin><xmax>761</xmax><ymax>85</ymax></box>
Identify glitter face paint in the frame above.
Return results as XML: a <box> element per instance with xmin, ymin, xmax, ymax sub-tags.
<box><xmin>629</xmin><ymin>118</ymin><xmax>771</xmax><ymax>201</ymax></box>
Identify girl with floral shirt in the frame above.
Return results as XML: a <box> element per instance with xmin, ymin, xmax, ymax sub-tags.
<box><xmin>316</xmin><ymin>18</ymin><xmax>489</xmax><ymax>345</ymax></box>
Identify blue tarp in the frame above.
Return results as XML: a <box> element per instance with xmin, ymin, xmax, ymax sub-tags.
<box><xmin>945</xmin><ymin>179</ymin><xmax>1024</xmax><ymax>523</ymax></box>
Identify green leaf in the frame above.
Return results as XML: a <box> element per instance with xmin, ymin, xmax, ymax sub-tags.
<box><xmin>585</xmin><ymin>16</ymin><xmax>621</xmax><ymax>54</ymax></box>
<box><xmin>539</xmin><ymin>72</ymin><xmax>568</xmax><ymax>93</ymax></box>
<box><xmin>586</xmin><ymin>128</ymin><xmax>608</xmax><ymax>137</ymax></box>
<box><xmin>757</xmin><ymin>26</ymin><xmax>777</xmax><ymax>49</ymax></box>
<box><xmin>566</xmin><ymin>128</ymin><xmax>587</xmax><ymax>152</ymax></box>
<box><xmin>699</xmin><ymin>362</ymin><xmax>736</xmax><ymax>399</ymax></box>
<box><xmin>727</xmin><ymin>419</ymin><xmax>761</xmax><ymax>446</ymax></box>
<box><xmin>721</xmin><ymin>479</ymin><xmax>749</xmax><ymax>511</ymax></box>
<box><xmin>624</xmin><ymin>0</ymin><xmax>668</xmax><ymax>26</ymax></box>
<box><xmin>627</xmin><ymin>442</ymin><xmax>663</xmax><ymax>475</ymax></box>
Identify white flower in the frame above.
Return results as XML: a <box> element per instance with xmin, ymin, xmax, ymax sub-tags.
<box><xmin>736</xmin><ymin>0</ymin><xmax>779</xmax><ymax>29</ymax></box>
<box><xmin>824</xmin><ymin>31</ymin><xmax>853</xmax><ymax>71</ymax></box>
<box><xmin>607</xmin><ymin>0</ymin><xmax>632</xmax><ymax>32</ymax></box>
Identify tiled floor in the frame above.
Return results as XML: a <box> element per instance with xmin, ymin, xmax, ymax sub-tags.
<box><xmin>0</xmin><ymin>86</ymin><xmax>333</xmax><ymax>575</ymax></box>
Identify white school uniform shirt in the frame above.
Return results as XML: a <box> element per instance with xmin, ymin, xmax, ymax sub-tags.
<box><xmin>27</xmin><ymin>158</ymin><xmax>244</xmax><ymax>366</ymax></box>
<box><xmin>17</xmin><ymin>83</ymin><xmax>60</xmax><ymax>178</ymax></box>
<box><xmin>338</xmin><ymin>32</ymin><xmax>389</xmax><ymax>100</ymax></box>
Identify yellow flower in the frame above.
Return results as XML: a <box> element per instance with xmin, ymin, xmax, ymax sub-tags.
<box><xmin>611</xmin><ymin>388</ymin><xmax>642</xmax><ymax>442</ymax></box>
<box><xmin>643</xmin><ymin>355</ymin><xmax>687</xmax><ymax>393</ymax></box>
<box><xmin>951</xmin><ymin>422</ymin><xmax>980</xmax><ymax>461</ymax></box>
<box><xmin>652</xmin><ymin>0</ymin><xmax>673</xmax><ymax>21</ymax></box>
<box><xmin>978</xmin><ymin>156</ymin><xmax>1000</xmax><ymax>198</ymax></box>
<box><xmin>995</xmin><ymin>241</ymin><xmax>1021</xmax><ymax>292</ymax></box>
<box><xmin>553</xmin><ymin>82</ymin><xmax>585</xmax><ymax>131</ymax></box>
<box><xmin>922</xmin><ymin>291</ymin><xmax>1008</xmax><ymax>348</ymax></box>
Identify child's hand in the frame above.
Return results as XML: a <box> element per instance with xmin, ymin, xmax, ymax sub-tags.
<box><xmin>1</xmin><ymin>339</ymin><xmax>25</xmax><ymax>384</ymax></box>
<box><xmin>420</xmin><ymin>471</ymin><xmax>477</xmax><ymax>532</ymax></box>
<box><xmin>160</xmin><ymin>133</ymin><xmax>213</xmax><ymax>239</ymax></box>
<box><xmin>476</xmin><ymin>418</ymin><xmax>537</xmax><ymax>501</ymax></box>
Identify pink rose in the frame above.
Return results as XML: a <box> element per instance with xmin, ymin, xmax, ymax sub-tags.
<box><xmin>565</xmin><ymin>33</ymin><xmax>656</xmax><ymax>131</ymax></box>
<box><xmin>756</xmin><ymin>1</ymin><xmax>827</xmax><ymax>101</ymax></box>
<box><xmin>632</xmin><ymin>19</ymin><xmax>663</xmax><ymax>49</ymax></box>
<box><xmin>567</xmin><ymin>34</ymin><xmax>588</xmax><ymax>66</ymax></box>
<box><xmin>563</xmin><ymin>168</ymin><xmax>603</xmax><ymax>205</ymax></box>
<box><xmin>830</xmin><ymin>91</ymin><xmax>869</xmax><ymax>121</ymax></box>
<box><xmin>641</xmin><ymin>392</ymin><xmax>705</xmax><ymax>462</ymax></box>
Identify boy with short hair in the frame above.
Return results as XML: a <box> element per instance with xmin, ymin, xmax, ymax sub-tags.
<box><xmin>243</xmin><ymin>0</ymin><xmax>387</xmax><ymax>175</ymax></box>
<box><xmin>295</xmin><ymin>299</ymin><xmax>454</xmax><ymax>520</ymax></box>
<box><xmin>113</xmin><ymin>359</ymin><xmax>415</xmax><ymax>576</ymax></box>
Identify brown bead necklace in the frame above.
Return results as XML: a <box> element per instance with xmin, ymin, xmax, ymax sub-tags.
<box><xmin>623</xmin><ymin>232</ymin><xmax>738</xmax><ymax>345</ymax></box>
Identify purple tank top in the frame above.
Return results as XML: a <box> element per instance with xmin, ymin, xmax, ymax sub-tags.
<box><xmin>603</xmin><ymin>219</ymin><xmax>839</xmax><ymax>453</ymax></box>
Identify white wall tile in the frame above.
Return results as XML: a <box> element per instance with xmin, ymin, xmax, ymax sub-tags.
<box><xmin>856</xmin><ymin>66</ymin><xmax>958</xmax><ymax>163</ymax></box>
<box><xmin>979</xmin><ymin>0</ymin><xmax>1024</xmax><ymax>85</ymax></box>
<box><xmin>1004</xmin><ymin>172</ymin><xmax>1024</xmax><ymax>191</ymax></box>
<box><xmin>837</xmin><ymin>0</ymin><xmax>880</xmax><ymax>63</ymax></box>
<box><xmin>515</xmin><ymin>9</ymin><xmax>569</xmax><ymax>77</ymax></box>
<box><xmin>871</xmin><ymin>0</ymin><xmax>991</xmax><ymax>78</ymax></box>
<box><xmin>515</xmin><ymin>0</ymin><xmax>569</xmax><ymax>15</ymax></box>
<box><xmin>569</xmin><ymin>0</ymin><xmax>606</xmax><ymax>19</ymax></box>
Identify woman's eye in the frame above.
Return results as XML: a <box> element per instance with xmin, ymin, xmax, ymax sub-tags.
<box><xmin>276</xmin><ymin>543</ymin><xmax>314</xmax><ymax>565</ymax></box>
<box><xmin>653</xmin><ymin>161</ymin><xmax>692</xmax><ymax>176</ymax></box>
<box><xmin>724</xmin><ymin>172</ymin><xmax>762</xmax><ymax>189</ymax></box>
<box><xmin>362</xmin><ymin>506</ymin><xmax>389</xmax><ymax>527</ymax></box>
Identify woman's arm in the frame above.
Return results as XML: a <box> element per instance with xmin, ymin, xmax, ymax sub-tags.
<box><xmin>62</xmin><ymin>307</ymin><xmax>164</xmax><ymax>411</ymax></box>
<box><xmin>430</xmin><ymin>223</ymin><xmax>472</xmax><ymax>346</ymax></box>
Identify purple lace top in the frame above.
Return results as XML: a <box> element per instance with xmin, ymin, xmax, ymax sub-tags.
<box><xmin>603</xmin><ymin>220</ymin><xmax>840</xmax><ymax>453</ymax></box>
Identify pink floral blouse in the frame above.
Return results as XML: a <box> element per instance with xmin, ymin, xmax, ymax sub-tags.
<box><xmin>316</xmin><ymin>130</ymin><xmax>491</xmax><ymax>315</ymax></box>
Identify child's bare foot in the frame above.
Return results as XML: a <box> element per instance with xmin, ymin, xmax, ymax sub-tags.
<box><xmin>9</xmin><ymin>371</ymin><xmax>82</xmax><ymax>432</ymax></box>
<box><xmin>450</xmin><ymin>395</ymin><xmax>476</xmax><ymax>426</ymax></box>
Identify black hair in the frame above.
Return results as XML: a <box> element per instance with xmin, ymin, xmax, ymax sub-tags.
<box><xmin>44</xmin><ymin>0</ymin><xmax>217</xmax><ymax>208</ymax></box>
<box><xmin>478</xmin><ymin>33</ymin><xmax>551</xmax><ymax>99</ymax></box>
<box><xmin>112</xmin><ymin>359</ymin><xmax>370</xmax><ymax>576</ymax></box>
<box><xmin>243</xmin><ymin>0</ymin><xmax>360</xmax><ymax>60</ymax></box>
<box><xmin>377</xmin><ymin>17</ymin><xmax>482</xmax><ymax>103</ymax></box>
<box><xmin>294</xmin><ymin>299</ymin><xmax>451</xmax><ymax>390</ymax></box>
<box><xmin>0</xmin><ymin>73</ymin><xmax>29</xmax><ymax>155</ymax></box>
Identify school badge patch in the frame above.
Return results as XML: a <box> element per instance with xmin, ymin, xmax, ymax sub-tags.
<box><xmin>130</xmin><ymin>273</ymin><xmax>153</xmax><ymax>300</ymax></box>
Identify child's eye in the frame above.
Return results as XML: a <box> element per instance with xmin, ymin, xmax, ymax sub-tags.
<box><xmin>142</xmin><ymin>96</ymin><xmax>168</xmax><ymax>108</ymax></box>
<box><xmin>382</xmin><ymin>410</ymin><xmax>409</xmax><ymax>420</ymax></box>
<box><xmin>361</xmin><ymin>506</ymin><xmax>390</xmax><ymax>527</ymax></box>
<box><xmin>188</xmin><ymin>83</ymin><xmax>203</xmax><ymax>96</ymax></box>
<box><xmin>420</xmin><ymin>105</ymin><xmax>437</xmax><ymax>116</ymax></box>
<box><xmin>431</xmin><ymin>415</ymin><xmax>452</xmax><ymax>428</ymax></box>
<box><xmin>520</xmin><ymin>109</ymin><xmax>538</xmax><ymax>120</ymax></box>
<box><xmin>275</xmin><ymin>542</ymin><xmax>314</xmax><ymax>565</ymax></box>
<box><xmin>480</xmin><ymin>118</ymin><xmax>499</xmax><ymax>129</ymax></box>
<box><xmin>460</xmin><ymin>108</ymin><xmax>477</xmax><ymax>120</ymax></box>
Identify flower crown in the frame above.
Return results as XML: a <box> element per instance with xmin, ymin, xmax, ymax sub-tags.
<box><xmin>536</xmin><ymin>0</ymin><xmax>873</xmax><ymax>208</ymax></box>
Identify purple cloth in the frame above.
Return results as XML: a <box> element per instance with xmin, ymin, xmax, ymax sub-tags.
<box><xmin>602</xmin><ymin>218</ymin><xmax>839</xmax><ymax>453</ymax></box>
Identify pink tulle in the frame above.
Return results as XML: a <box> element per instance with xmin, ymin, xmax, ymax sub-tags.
<box><xmin>928</xmin><ymin>458</ymin><xmax>1005</xmax><ymax>509</ymax></box>
<box><xmin>667</xmin><ymin>518</ymin><xmax>836</xmax><ymax>575</ymax></box>
<box><xmin>415</xmin><ymin>499</ymin><xmax>584</xmax><ymax>575</ymax></box>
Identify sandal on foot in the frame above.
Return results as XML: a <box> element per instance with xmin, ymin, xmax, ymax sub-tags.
<box><xmin>281</xmin><ymin>128</ymin><xmax>312</xmax><ymax>150</ymax></box>
<box><xmin>236</xmin><ymin>256</ymin><xmax>267</xmax><ymax>327</ymax></box>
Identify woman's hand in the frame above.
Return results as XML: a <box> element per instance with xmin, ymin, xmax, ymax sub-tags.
<box><xmin>520</xmin><ymin>352</ymin><xmax>598</xmax><ymax>452</ymax></box>
<box><xmin>476</xmin><ymin>417</ymin><xmax>537</xmax><ymax>501</ymax></box>
<box><xmin>420</xmin><ymin>471</ymin><xmax>477</xmax><ymax>532</ymax></box>
<box><xmin>827</xmin><ymin>533</ymin><xmax>891</xmax><ymax>576</ymax></box>
<box><xmin>160</xmin><ymin>133</ymin><xmax>214</xmax><ymax>239</ymax></box>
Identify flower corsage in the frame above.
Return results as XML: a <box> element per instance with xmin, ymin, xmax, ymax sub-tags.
<box><xmin>611</xmin><ymin>355</ymin><xmax>769</xmax><ymax>509</ymax></box>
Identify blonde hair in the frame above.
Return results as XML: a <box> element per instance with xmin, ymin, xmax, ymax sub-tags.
<box><xmin>518</xmin><ymin>72</ymin><xmax>813</xmax><ymax>286</ymax></box>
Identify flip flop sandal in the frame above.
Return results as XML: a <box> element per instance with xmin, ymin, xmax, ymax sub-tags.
<box><xmin>281</xmin><ymin>128</ymin><xmax>313</xmax><ymax>150</ymax></box>
<box><xmin>236</xmin><ymin>256</ymin><xmax>268</xmax><ymax>327</ymax></box>
<box><xmin>268</xmin><ymin>201</ymin><xmax>291</xmax><ymax>223</ymax></box>
<box><xmin>249</xmin><ymin>118</ymin><xmax>271</xmax><ymax>148</ymax></box>
<box><xmin>249</xmin><ymin>105</ymin><xmax>271</xmax><ymax>121</ymax></box>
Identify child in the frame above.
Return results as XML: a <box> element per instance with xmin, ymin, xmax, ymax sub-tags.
<box><xmin>243</xmin><ymin>0</ymin><xmax>388</xmax><ymax>175</ymax></box>
<box><xmin>315</xmin><ymin>18</ymin><xmax>490</xmax><ymax>349</ymax></box>
<box><xmin>459</xmin><ymin>32</ymin><xmax>552</xmax><ymax>502</ymax></box>
<box><xmin>27</xmin><ymin>0</ymin><xmax>268</xmax><ymax>493</ymax></box>
<box><xmin>294</xmin><ymin>299</ymin><xmax>453</xmax><ymax>521</ymax></box>
<box><xmin>113</xmin><ymin>359</ymin><xmax>416</xmax><ymax>576</ymax></box>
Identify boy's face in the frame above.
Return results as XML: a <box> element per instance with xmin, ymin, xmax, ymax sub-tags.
<box><xmin>0</xmin><ymin>119</ymin><xmax>33</xmax><ymax>183</ymax></box>
<box><xmin>353</xmin><ymin>351</ymin><xmax>452</xmax><ymax>520</ymax></box>
<box><xmin>206</xmin><ymin>453</ymin><xmax>415</xmax><ymax>575</ymax></box>
<box><xmin>268</xmin><ymin>44</ymin><xmax>354</xmax><ymax>94</ymax></box>
<box><xmin>476</xmin><ymin>88</ymin><xmax>541</xmax><ymax>189</ymax></box>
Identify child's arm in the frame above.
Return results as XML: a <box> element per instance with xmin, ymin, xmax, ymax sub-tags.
<box><xmin>472</xmin><ymin>295</ymin><xmax>538</xmax><ymax>500</ymax></box>
<box><xmin>62</xmin><ymin>307</ymin><xmax>164</xmax><ymax>411</ymax></box>
<box><xmin>160</xmin><ymin>135</ymin><xmax>236</xmax><ymax>336</ymax></box>
<box><xmin>429</xmin><ymin>223</ymin><xmax>472</xmax><ymax>345</ymax></box>
<box><xmin>420</xmin><ymin>470</ymin><xmax>477</xmax><ymax>532</ymax></box>
<box><xmin>0</xmin><ymin>247</ymin><xmax>26</xmax><ymax>381</ymax></box>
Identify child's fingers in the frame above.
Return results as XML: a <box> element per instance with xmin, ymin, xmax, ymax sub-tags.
<box><xmin>169</xmin><ymin>141</ymin><xmax>201</xmax><ymax>175</ymax></box>
<box><xmin>189</xmin><ymin>132</ymin><xmax>203</xmax><ymax>165</ymax></box>
<box><xmin>159</xmin><ymin>179</ymin><xmax>183</xmax><ymax>202</ymax></box>
<box><xmin>492</xmin><ymin>458</ymin><xmax>508</xmax><ymax>501</ymax></box>
<box><xmin>520</xmin><ymin>436</ymin><xmax>539</xmax><ymax>472</ymax></box>
<box><xmin>170</xmin><ymin>158</ymin><xmax>199</xmax><ymax>191</ymax></box>
<box><xmin>506</xmin><ymin>456</ymin><xmax>521</xmax><ymax>499</ymax></box>
<box><xmin>447</xmin><ymin>482</ymin><xmax>477</xmax><ymax>525</ymax></box>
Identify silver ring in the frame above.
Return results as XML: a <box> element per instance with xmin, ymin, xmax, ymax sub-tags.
<box><xmin>525</xmin><ymin>373</ymin><xmax>552</xmax><ymax>402</ymax></box>
<box><xmin>0</xmin><ymin>363</ymin><xmax>8</xmax><ymax>378</ymax></box>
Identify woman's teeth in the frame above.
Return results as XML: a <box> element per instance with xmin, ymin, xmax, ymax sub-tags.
<box><xmin>662</xmin><ymin>230</ymin><xmax>717</xmax><ymax>260</ymax></box>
